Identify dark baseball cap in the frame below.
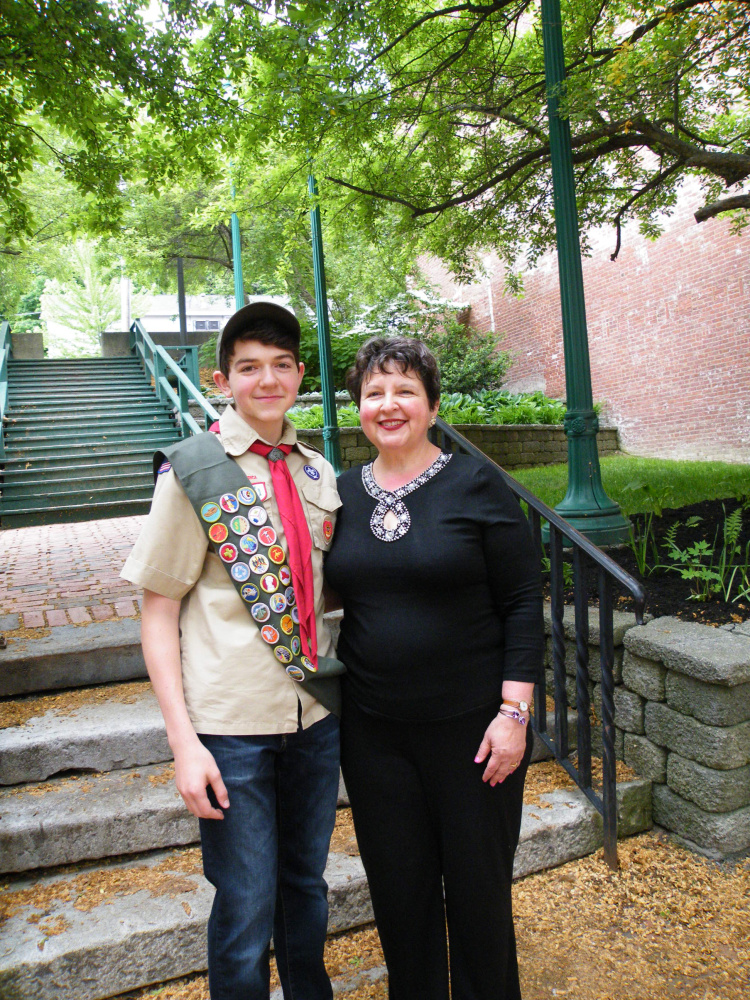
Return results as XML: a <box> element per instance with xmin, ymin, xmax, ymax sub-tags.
<box><xmin>216</xmin><ymin>300</ymin><xmax>301</xmax><ymax>367</ymax></box>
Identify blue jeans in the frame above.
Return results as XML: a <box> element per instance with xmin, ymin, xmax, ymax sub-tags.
<box><xmin>199</xmin><ymin>714</ymin><xmax>340</xmax><ymax>1000</ymax></box>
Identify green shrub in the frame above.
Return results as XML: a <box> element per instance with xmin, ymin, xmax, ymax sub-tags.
<box><xmin>419</xmin><ymin>317</ymin><xmax>513</xmax><ymax>394</ymax></box>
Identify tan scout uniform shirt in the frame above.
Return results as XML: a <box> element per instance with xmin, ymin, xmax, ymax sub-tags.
<box><xmin>121</xmin><ymin>405</ymin><xmax>341</xmax><ymax>735</ymax></box>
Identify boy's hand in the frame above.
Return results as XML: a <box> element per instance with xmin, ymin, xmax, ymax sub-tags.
<box><xmin>174</xmin><ymin>740</ymin><xmax>230</xmax><ymax>820</ymax></box>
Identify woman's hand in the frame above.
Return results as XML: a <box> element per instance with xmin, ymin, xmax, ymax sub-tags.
<box><xmin>474</xmin><ymin>713</ymin><xmax>528</xmax><ymax>787</ymax></box>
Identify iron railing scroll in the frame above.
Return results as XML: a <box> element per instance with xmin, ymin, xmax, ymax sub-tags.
<box><xmin>0</xmin><ymin>321</ymin><xmax>10</xmax><ymax>461</ymax></box>
<box><xmin>430</xmin><ymin>418</ymin><xmax>646</xmax><ymax>869</ymax></box>
<box><xmin>130</xmin><ymin>320</ymin><xmax>219</xmax><ymax>438</ymax></box>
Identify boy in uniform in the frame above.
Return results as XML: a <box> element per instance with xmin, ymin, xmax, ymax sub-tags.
<box><xmin>121</xmin><ymin>301</ymin><xmax>342</xmax><ymax>1000</ymax></box>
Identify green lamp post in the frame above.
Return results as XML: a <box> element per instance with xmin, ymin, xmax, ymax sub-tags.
<box><xmin>308</xmin><ymin>170</ymin><xmax>342</xmax><ymax>474</ymax></box>
<box><xmin>541</xmin><ymin>0</ymin><xmax>629</xmax><ymax>546</ymax></box>
<box><xmin>230</xmin><ymin>172</ymin><xmax>245</xmax><ymax>311</ymax></box>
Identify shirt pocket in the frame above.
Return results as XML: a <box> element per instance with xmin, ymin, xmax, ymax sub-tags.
<box><xmin>300</xmin><ymin>481</ymin><xmax>342</xmax><ymax>551</ymax></box>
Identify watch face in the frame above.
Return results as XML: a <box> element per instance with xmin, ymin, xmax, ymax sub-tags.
<box><xmin>519</xmin><ymin>701</ymin><xmax>529</xmax><ymax>712</ymax></box>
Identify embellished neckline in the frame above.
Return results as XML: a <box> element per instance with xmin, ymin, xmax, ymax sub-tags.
<box><xmin>361</xmin><ymin>451</ymin><xmax>452</xmax><ymax>542</ymax></box>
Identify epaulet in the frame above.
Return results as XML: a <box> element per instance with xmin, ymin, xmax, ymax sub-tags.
<box><xmin>296</xmin><ymin>438</ymin><xmax>325</xmax><ymax>459</ymax></box>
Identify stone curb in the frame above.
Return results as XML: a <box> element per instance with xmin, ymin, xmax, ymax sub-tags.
<box><xmin>0</xmin><ymin>619</ymin><xmax>146</xmax><ymax>697</ymax></box>
<box><xmin>543</xmin><ymin>602</ymin><xmax>641</xmax><ymax>647</ymax></box>
<box><xmin>623</xmin><ymin>617</ymin><xmax>750</xmax><ymax>686</ymax></box>
<box><xmin>0</xmin><ymin>781</ymin><xmax>652</xmax><ymax>1000</ymax></box>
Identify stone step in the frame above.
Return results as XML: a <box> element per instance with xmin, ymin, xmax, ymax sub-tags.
<box><xmin>1</xmin><ymin>455</ymin><xmax>154</xmax><ymax>480</ymax></box>
<box><xmin>0</xmin><ymin>762</ymin><xmax>199</xmax><ymax>874</ymax></box>
<box><xmin>0</xmin><ymin>483</ymin><xmax>156</xmax><ymax>512</ymax></box>
<box><xmin>0</xmin><ymin>779</ymin><xmax>651</xmax><ymax>1000</ymax></box>
<box><xmin>0</xmin><ymin>683</ymin><xmax>168</xmax><ymax>786</ymax></box>
<box><xmin>6</xmin><ymin>404</ymin><xmax>173</xmax><ymax>426</ymax></box>
<box><xmin>0</xmin><ymin>499</ymin><xmax>154</xmax><ymax>529</ymax></box>
<box><xmin>0</xmin><ymin>620</ymin><xmax>146</xmax><ymax>698</ymax></box>
<box><xmin>0</xmin><ymin>674</ymin><xmax>569</xmax><ymax>788</ymax></box>
<box><xmin>1</xmin><ymin>470</ymin><xmax>153</xmax><ymax>498</ymax></box>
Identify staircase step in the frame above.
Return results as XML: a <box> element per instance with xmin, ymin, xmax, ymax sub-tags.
<box><xmin>0</xmin><ymin>778</ymin><xmax>651</xmax><ymax>1000</ymax></box>
<box><xmin>3</xmin><ymin>432</ymin><xmax>180</xmax><ymax>461</ymax></box>
<box><xmin>5</xmin><ymin>404</ymin><xmax>173</xmax><ymax>424</ymax></box>
<box><xmin>1</xmin><ymin>472</ymin><xmax>154</xmax><ymax>498</ymax></box>
<box><xmin>0</xmin><ymin>683</ymin><xmax>168</xmax><ymax>786</ymax></box>
<box><xmin>2</xmin><ymin>455</ymin><xmax>156</xmax><ymax>479</ymax></box>
<box><xmin>0</xmin><ymin>498</ymin><xmax>153</xmax><ymax>528</ymax></box>
<box><xmin>0</xmin><ymin>847</ymin><xmax>371</xmax><ymax>1000</ymax></box>
<box><xmin>5</xmin><ymin>418</ymin><xmax>177</xmax><ymax>444</ymax></box>
<box><xmin>0</xmin><ymin>762</ymin><xmax>200</xmax><ymax>873</ymax></box>
<box><xmin>0</xmin><ymin>619</ymin><xmax>145</xmax><ymax>698</ymax></box>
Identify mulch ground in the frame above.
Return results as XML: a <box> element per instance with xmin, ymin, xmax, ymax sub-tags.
<box><xmin>548</xmin><ymin>497</ymin><xmax>750</xmax><ymax>627</ymax></box>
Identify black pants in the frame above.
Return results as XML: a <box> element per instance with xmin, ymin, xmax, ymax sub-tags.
<box><xmin>341</xmin><ymin>692</ymin><xmax>531</xmax><ymax>1000</ymax></box>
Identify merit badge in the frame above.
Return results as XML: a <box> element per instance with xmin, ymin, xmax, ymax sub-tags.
<box><xmin>237</xmin><ymin>486</ymin><xmax>257</xmax><ymax>506</ymax></box>
<box><xmin>300</xmin><ymin>654</ymin><xmax>317</xmax><ymax>673</ymax></box>
<box><xmin>248</xmin><ymin>505</ymin><xmax>268</xmax><ymax>527</ymax></box>
<box><xmin>285</xmin><ymin>586</ymin><xmax>296</xmax><ymax>606</ymax></box>
<box><xmin>280</xmin><ymin>614</ymin><xmax>294</xmax><ymax>635</ymax></box>
<box><xmin>260</xmin><ymin>573</ymin><xmax>279</xmax><ymax>594</ymax></box>
<box><xmin>219</xmin><ymin>493</ymin><xmax>240</xmax><ymax>514</ymax></box>
<box><xmin>251</xmin><ymin>603</ymin><xmax>271</xmax><ymax>623</ymax></box>
<box><xmin>290</xmin><ymin>635</ymin><xmax>301</xmax><ymax>656</ymax></box>
<box><xmin>258</xmin><ymin>526</ymin><xmax>277</xmax><ymax>546</ymax></box>
<box><xmin>304</xmin><ymin>465</ymin><xmax>320</xmax><ymax>480</ymax></box>
<box><xmin>278</xmin><ymin>565</ymin><xmax>292</xmax><ymax>586</ymax></box>
<box><xmin>249</xmin><ymin>553</ymin><xmax>269</xmax><ymax>575</ymax></box>
<box><xmin>157</xmin><ymin>460</ymin><xmax>172</xmax><ymax>476</ymax></box>
<box><xmin>261</xmin><ymin>624</ymin><xmax>280</xmax><ymax>644</ymax></box>
<box><xmin>201</xmin><ymin>501</ymin><xmax>221</xmax><ymax>523</ymax></box>
<box><xmin>240</xmin><ymin>534</ymin><xmax>259</xmax><ymax>555</ymax></box>
<box><xmin>240</xmin><ymin>582</ymin><xmax>260</xmax><ymax>603</ymax></box>
<box><xmin>323</xmin><ymin>519</ymin><xmax>334</xmax><ymax>542</ymax></box>
<box><xmin>268</xmin><ymin>545</ymin><xmax>285</xmax><ymax>565</ymax></box>
<box><xmin>219</xmin><ymin>543</ymin><xmax>238</xmax><ymax>563</ymax></box>
<box><xmin>231</xmin><ymin>563</ymin><xmax>250</xmax><ymax>582</ymax></box>
<box><xmin>230</xmin><ymin>515</ymin><xmax>250</xmax><ymax>536</ymax></box>
<box><xmin>286</xmin><ymin>664</ymin><xmax>305</xmax><ymax>682</ymax></box>
<box><xmin>269</xmin><ymin>593</ymin><xmax>287</xmax><ymax>614</ymax></box>
<box><xmin>209</xmin><ymin>523</ymin><xmax>229</xmax><ymax>544</ymax></box>
<box><xmin>291</xmin><ymin>606</ymin><xmax>300</xmax><ymax>624</ymax></box>
<box><xmin>274</xmin><ymin>645</ymin><xmax>293</xmax><ymax>664</ymax></box>
<box><xmin>249</xmin><ymin>478</ymin><xmax>268</xmax><ymax>502</ymax></box>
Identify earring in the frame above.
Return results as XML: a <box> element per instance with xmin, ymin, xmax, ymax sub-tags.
<box><xmin>430</xmin><ymin>416</ymin><xmax>436</xmax><ymax>427</ymax></box>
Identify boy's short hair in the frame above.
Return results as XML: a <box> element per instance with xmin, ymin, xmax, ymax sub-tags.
<box><xmin>346</xmin><ymin>336</ymin><xmax>441</xmax><ymax>409</ymax></box>
<box><xmin>217</xmin><ymin>301</ymin><xmax>301</xmax><ymax>376</ymax></box>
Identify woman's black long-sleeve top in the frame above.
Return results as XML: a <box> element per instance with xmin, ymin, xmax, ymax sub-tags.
<box><xmin>324</xmin><ymin>452</ymin><xmax>544</xmax><ymax>721</ymax></box>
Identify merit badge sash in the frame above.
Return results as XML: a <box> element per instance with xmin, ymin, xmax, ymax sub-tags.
<box><xmin>154</xmin><ymin>434</ymin><xmax>344</xmax><ymax>716</ymax></box>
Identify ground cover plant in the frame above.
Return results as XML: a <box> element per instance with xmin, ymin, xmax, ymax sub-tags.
<box><xmin>514</xmin><ymin>456</ymin><xmax>750</xmax><ymax>626</ymax></box>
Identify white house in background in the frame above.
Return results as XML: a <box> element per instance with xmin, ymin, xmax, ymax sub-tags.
<box><xmin>113</xmin><ymin>293</ymin><xmax>295</xmax><ymax>336</ymax></box>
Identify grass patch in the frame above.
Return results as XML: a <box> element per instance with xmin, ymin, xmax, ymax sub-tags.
<box><xmin>511</xmin><ymin>456</ymin><xmax>750</xmax><ymax>513</ymax></box>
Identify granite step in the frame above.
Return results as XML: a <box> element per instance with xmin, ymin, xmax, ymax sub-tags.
<box><xmin>0</xmin><ymin>779</ymin><xmax>651</xmax><ymax>1000</ymax></box>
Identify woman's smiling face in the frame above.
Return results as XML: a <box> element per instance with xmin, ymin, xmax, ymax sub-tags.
<box><xmin>358</xmin><ymin>365</ymin><xmax>439</xmax><ymax>455</ymax></box>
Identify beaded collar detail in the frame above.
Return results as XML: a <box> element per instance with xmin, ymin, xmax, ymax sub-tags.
<box><xmin>361</xmin><ymin>451</ymin><xmax>453</xmax><ymax>542</ymax></box>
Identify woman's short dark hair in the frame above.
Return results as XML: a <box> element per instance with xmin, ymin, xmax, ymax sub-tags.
<box><xmin>346</xmin><ymin>336</ymin><xmax>441</xmax><ymax>408</ymax></box>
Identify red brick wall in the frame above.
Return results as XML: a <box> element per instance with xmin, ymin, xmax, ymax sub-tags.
<box><xmin>420</xmin><ymin>185</ymin><xmax>750</xmax><ymax>463</ymax></box>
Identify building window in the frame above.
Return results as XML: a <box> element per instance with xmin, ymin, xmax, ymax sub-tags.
<box><xmin>208</xmin><ymin>320</ymin><xmax>220</xmax><ymax>330</ymax></box>
<box><xmin>195</xmin><ymin>321</ymin><xmax>207</xmax><ymax>331</ymax></box>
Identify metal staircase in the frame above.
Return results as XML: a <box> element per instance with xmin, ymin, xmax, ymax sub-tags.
<box><xmin>0</xmin><ymin>356</ymin><xmax>181</xmax><ymax>528</ymax></box>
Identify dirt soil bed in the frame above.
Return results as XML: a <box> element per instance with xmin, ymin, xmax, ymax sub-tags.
<box><xmin>118</xmin><ymin>831</ymin><xmax>749</xmax><ymax>1000</ymax></box>
<box><xmin>547</xmin><ymin>497</ymin><xmax>750</xmax><ymax>627</ymax></box>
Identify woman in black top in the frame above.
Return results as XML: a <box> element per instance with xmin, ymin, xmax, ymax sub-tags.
<box><xmin>325</xmin><ymin>336</ymin><xmax>543</xmax><ymax>1000</ymax></box>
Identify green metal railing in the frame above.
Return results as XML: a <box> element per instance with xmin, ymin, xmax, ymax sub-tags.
<box><xmin>0</xmin><ymin>321</ymin><xmax>10</xmax><ymax>461</ymax></box>
<box><xmin>130</xmin><ymin>320</ymin><xmax>219</xmax><ymax>437</ymax></box>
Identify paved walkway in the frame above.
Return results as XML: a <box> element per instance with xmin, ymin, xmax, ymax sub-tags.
<box><xmin>0</xmin><ymin>516</ymin><xmax>144</xmax><ymax>628</ymax></box>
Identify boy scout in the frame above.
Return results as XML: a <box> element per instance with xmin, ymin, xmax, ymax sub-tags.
<box><xmin>121</xmin><ymin>301</ymin><xmax>342</xmax><ymax>1000</ymax></box>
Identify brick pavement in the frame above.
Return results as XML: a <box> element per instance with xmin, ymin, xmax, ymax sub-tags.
<box><xmin>0</xmin><ymin>516</ymin><xmax>145</xmax><ymax>628</ymax></box>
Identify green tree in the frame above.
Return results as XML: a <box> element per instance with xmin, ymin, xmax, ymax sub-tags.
<box><xmin>190</xmin><ymin>1</ymin><xmax>750</xmax><ymax>271</ymax></box>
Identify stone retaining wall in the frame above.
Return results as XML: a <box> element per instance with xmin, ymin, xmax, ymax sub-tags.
<box><xmin>543</xmin><ymin>611</ymin><xmax>750</xmax><ymax>860</ymax></box>
<box><xmin>619</xmin><ymin>618</ymin><xmax>750</xmax><ymax>860</ymax></box>
<box><xmin>296</xmin><ymin>424</ymin><xmax>619</xmax><ymax>470</ymax></box>
<box><xmin>188</xmin><ymin>398</ymin><xmax>619</xmax><ymax>469</ymax></box>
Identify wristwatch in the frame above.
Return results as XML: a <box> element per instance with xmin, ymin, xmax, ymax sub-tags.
<box><xmin>502</xmin><ymin>699</ymin><xmax>529</xmax><ymax>712</ymax></box>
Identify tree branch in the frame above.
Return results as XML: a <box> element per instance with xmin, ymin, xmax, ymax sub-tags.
<box><xmin>695</xmin><ymin>194</ymin><xmax>750</xmax><ymax>224</ymax></box>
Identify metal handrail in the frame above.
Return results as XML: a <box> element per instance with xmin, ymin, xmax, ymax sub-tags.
<box><xmin>0</xmin><ymin>321</ymin><xmax>11</xmax><ymax>461</ymax></box>
<box><xmin>431</xmin><ymin>417</ymin><xmax>646</xmax><ymax>869</ymax></box>
<box><xmin>130</xmin><ymin>320</ymin><xmax>219</xmax><ymax>436</ymax></box>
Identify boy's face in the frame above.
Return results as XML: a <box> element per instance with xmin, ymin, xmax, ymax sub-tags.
<box><xmin>213</xmin><ymin>339</ymin><xmax>304</xmax><ymax>442</ymax></box>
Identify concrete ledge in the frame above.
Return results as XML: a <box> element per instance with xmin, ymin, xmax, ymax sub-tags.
<box><xmin>0</xmin><ymin>620</ymin><xmax>146</xmax><ymax>697</ymax></box>
<box><xmin>653</xmin><ymin>785</ymin><xmax>750</xmax><ymax>859</ymax></box>
<box><xmin>624</xmin><ymin>617</ymin><xmax>750</xmax><ymax>686</ymax></box>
